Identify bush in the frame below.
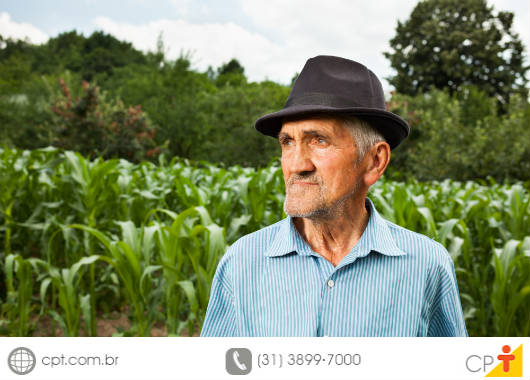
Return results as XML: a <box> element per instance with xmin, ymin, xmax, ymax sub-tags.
<box><xmin>48</xmin><ymin>77</ymin><xmax>162</xmax><ymax>162</ymax></box>
<box><xmin>387</xmin><ymin>87</ymin><xmax>530</xmax><ymax>181</ymax></box>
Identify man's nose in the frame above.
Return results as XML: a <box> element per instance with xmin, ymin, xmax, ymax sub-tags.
<box><xmin>288</xmin><ymin>144</ymin><xmax>315</xmax><ymax>174</ymax></box>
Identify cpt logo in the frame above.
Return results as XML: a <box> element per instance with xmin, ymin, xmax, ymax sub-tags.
<box><xmin>465</xmin><ymin>344</ymin><xmax>523</xmax><ymax>377</ymax></box>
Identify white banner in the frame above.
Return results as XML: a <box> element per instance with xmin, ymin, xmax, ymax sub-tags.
<box><xmin>1</xmin><ymin>338</ymin><xmax>528</xmax><ymax>380</ymax></box>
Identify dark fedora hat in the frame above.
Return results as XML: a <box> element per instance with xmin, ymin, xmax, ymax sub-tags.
<box><xmin>255</xmin><ymin>55</ymin><xmax>410</xmax><ymax>150</ymax></box>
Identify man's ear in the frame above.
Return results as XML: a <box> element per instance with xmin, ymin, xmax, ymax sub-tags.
<box><xmin>362</xmin><ymin>142</ymin><xmax>391</xmax><ymax>187</ymax></box>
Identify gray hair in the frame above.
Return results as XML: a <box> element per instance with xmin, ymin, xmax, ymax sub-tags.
<box><xmin>340</xmin><ymin>115</ymin><xmax>385</xmax><ymax>162</ymax></box>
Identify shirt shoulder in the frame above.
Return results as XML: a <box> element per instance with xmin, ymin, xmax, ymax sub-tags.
<box><xmin>217</xmin><ymin>218</ymin><xmax>286</xmax><ymax>272</ymax></box>
<box><xmin>384</xmin><ymin>218</ymin><xmax>453</xmax><ymax>268</ymax></box>
<box><xmin>226</xmin><ymin>219</ymin><xmax>285</xmax><ymax>256</ymax></box>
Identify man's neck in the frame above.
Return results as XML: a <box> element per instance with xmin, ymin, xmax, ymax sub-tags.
<box><xmin>293</xmin><ymin>197</ymin><xmax>370</xmax><ymax>267</ymax></box>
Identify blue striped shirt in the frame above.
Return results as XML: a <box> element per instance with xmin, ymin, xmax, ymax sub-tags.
<box><xmin>200</xmin><ymin>199</ymin><xmax>467</xmax><ymax>337</ymax></box>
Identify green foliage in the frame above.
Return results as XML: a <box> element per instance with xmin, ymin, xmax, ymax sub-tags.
<box><xmin>103</xmin><ymin>54</ymin><xmax>289</xmax><ymax>166</ymax></box>
<box><xmin>0</xmin><ymin>51</ymin><xmax>32</xmax><ymax>94</ymax></box>
<box><xmin>1</xmin><ymin>28</ymin><xmax>527</xmax><ymax>177</ymax></box>
<box><xmin>0</xmin><ymin>70</ymin><xmax>60</xmax><ymax>149</ymax></box>
<box><xmin>199</xmin><ymin>80</ymin><xmax>288</xmax><ymax>166</ymax></box>
<box><xmin>214</xmin><ymin>58</ymin><xmax>247</xmax><ymax>87</ymax></box>
<box><xmin>384</xmin><ymin>0</ymin><xmax>528</xmax><ymax>104</ymax></box>
<box><xmin>1</xmin><ymin>30</ymin><xmax>147</xmax><ymax>89</ymax></box>
<box><xmin>35</xmin><ymin>255</ymin><xmax>100</xmax><ymax>337</ymax></box>
<box><xmin>491</xmin><ymin>237</ymin><xmax>530</xmax><ymax>336</ymax></box>
<box><xmin>105</xmin><ymin>56</ymin><xmax>215</xmax><ymax>160</ymax></box>
<box><xmin>1</xmin><ymin>32</ymin><xmax>289</xmax><ymax>167</ymax></box>
<box><xmin>48</xmin><ymin>77</ymin><xmax>160</xmax><ymax>162</ymax></box>
<box><xmin>147</xmin><ymin>206</ymin><xmax>226</xmax><ymax>335</ymax></box>
<box><xmin>387</xmin><ymin>86</ymin><xmax>530</xmax><ymax>181</ymax></box>
<box><xmin>80</xmin><ymin>31</ymin><xmax>147</xmax><ymax>81</ymax></box>
<box><xmin>1</xmin><ymin>31</ymin><xmax>147</xmax><ymax>81</ymax></box>
<box><xmin>1</xmin><ymin>254</ymin><xmax>35</xmax><ymax>336</ymax></box>
<box><xmin>0</xmin><ymin>147</ymin><xmax>528</xmax><ymax>337</ymax></box>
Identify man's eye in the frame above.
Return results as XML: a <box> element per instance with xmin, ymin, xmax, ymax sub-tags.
<box><xmin>314</xmin><ymin>137</ymin><xmax>326</xmax><ymax>145</ymax></box>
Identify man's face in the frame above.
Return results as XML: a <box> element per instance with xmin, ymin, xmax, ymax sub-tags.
<box><xmin>279</xmin><ymin>117</ymin><xmax>365</xmax><ymax>218</ymax></box>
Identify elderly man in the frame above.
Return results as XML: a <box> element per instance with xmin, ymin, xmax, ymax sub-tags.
<box><xmin>201</xmin><ymin>55</ymin><xmax>467</xmax><ymax>337</ymax></box>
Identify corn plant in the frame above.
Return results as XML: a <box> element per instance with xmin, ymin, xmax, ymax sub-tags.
<box><xmin>68</xmin><ymin>222</ymin><xmax>160</xmax><ymax>336</ymax></box>
<box><xmin>145</xmin><ymin>205</ymin><xmax>225</xmax><ymax>335</ymax></box>
<box><xmin>491</xmin><ymin>237</ymin><xmax>530</xmax><ymax>336</ymax></box>
<box><xmin>36</xmin><ymin>255</ymin><xmax>100</xmax><ymax>336</ymax></box>
<box><xmin>1</xmin><ymin>254</ymin><xmax>35</xmax><ymax>336</ymax></box>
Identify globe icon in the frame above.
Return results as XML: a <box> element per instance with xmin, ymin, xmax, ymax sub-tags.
<box><xmin>8</xmin><ymin>347</ymin><xmax>36</xmax><ymax>375</ymax></box>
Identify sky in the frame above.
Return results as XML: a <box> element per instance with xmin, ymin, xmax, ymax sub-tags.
<box><xmin>1</xmin><ymin>0</ymin><xmax>529</xmax><ymax>92</ymax></box>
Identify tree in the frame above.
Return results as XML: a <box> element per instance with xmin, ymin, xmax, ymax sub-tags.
<box><xmin>384</xmin><ymin>0</ymin><xmax>528</xmax><ymax>105</ymax></box>
<box><xmin>82</xmin><ymin>31</ymin><xmax>146</xmax><ymax>81</ymax></box>
<box><xmin>32</xmin><ymin>31</ymin><xmax>85</xmax><ymax>74</ymax></box>
<box><xmin>215</xmin><ymin>58</ymin><xmax>247</xmax><ymax>87</ymax></box>
<box><xmin>0</xmin><ymin>35</ymin><xmax>34</xmax><ymax>63</ymax></box>
<box><xmin>17</xmin><ymin>31</ymin><xmax>147</xmax><ymax>81</ymax></box>
<box><xmin>217</xmin><ymin>59</ymin><xmax>245</xmax><ymax>76</ymax></box>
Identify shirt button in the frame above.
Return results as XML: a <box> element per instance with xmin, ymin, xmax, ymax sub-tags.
<box><xmin>327</xmin><ymin>279</ymin><xmax>334</xmax><ymax>288</ymax></box>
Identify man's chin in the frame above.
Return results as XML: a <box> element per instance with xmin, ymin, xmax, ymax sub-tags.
<box><xmin>284</xmin><ymin>202</ymin><xmax>327</xmax><ymax>219</ymax></box>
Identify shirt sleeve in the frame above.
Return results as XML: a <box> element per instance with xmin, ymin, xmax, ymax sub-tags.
<box><xmin>427</xmin><ymin>258</ymin><xmax>468</xmax><ymax>337</ymax></box>
<box><xmin>200</xmin><ymin>253</ymin><xmax>237</xmax><ymax>337</ymax></box>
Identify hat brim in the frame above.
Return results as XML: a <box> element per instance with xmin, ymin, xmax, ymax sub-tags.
<box><xmin>255</xmin><ymin>105</ymin><xmax>410</xmax><ymax>150</ymax></box>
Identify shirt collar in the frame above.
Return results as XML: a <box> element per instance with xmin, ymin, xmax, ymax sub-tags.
<box><xmin>264</xmin><ymin>198</ymin><xmax>407</xmax><ymax>260</ymax></box>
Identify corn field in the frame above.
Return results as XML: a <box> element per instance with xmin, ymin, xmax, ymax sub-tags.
<box><xmin>0</xmin><ymin>147</ymin><xmax>529</xmax><ymax>336</ymax></box>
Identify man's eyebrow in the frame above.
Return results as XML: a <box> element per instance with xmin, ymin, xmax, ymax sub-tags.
<box><xmin>278</xmin><ymin>132</ymin><xmax>291</xmax><ymax>142</ymax></box>
<box><xmin>304</xmin><ymin>130</ymin><xmax>329</xmax><ymax>139</ymax></box>
<box><xmin>278</xmin><ymin>130</ymin><xmax>330</xmax><ymax>141</ymax></box>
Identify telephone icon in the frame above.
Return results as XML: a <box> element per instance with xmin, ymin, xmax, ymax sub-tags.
<box><xmin>233</xmin><ymin>350</ymin><xmax>247</xmax><ymax>371</ymax></box>
<box><xmin>226</xmin><ymin>348</ymin><xmax>252</xmax><ymax>375</ymax></box>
